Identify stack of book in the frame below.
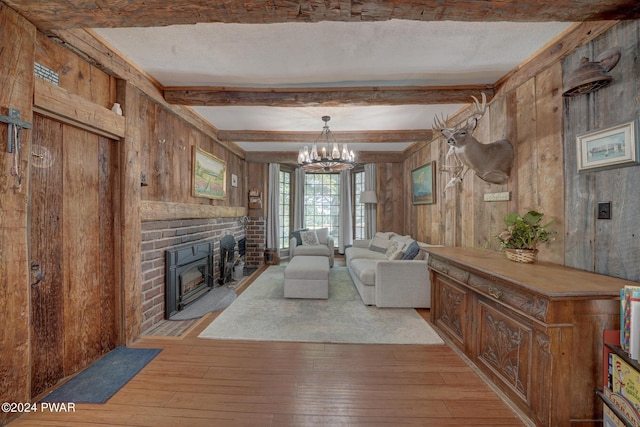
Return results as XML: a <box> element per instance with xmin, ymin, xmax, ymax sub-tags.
<box><xmin>600</xmin><ymin>286</ymin><xmax>640</xmax><ymax>426</ymax></box>
<box><xmin>604</xmin><ymin>349</ymin><xmax>640</xmax><ymax>426</ymax></box>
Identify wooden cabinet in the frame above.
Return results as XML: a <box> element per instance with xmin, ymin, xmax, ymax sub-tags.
<box><xmin>425</xmin><ymin>247</ymin><xmax>632</xmax><ymax>427</ymax></box>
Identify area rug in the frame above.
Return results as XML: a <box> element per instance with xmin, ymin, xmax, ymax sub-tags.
<box><xmin>198</xmin><ymin>265</ymin><xmax>444</xmax><ymax>345</ymax></box>
<box><xmin>169</xmin><ymin>284</ymin><xmax>237</xmax><ymax>320</ymax></box>
<box><xmin>40</xmin><ymin>346</ymin><xmax>161</xmax><ymax>403</ymax></box>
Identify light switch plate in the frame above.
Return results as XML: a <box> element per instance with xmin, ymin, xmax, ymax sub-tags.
<box><xmin>597</xmin><ymin>202</ymin><xmax>611</xmax><ymax>220</ymax></box>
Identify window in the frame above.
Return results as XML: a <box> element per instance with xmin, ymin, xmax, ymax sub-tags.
<box><xmin>353</xmin><ymin>170</ymin><xmax>365</xmax><ymax>240</ymax></box>
<box><xmin>278</xmin><ymin>170</ymin><xmax>291</xmax><ymax>250</ymax></box>
<box><xmin>304</xmin><ymin>173</ymin><xmax>340</xmax><ymax>241</ymax></box>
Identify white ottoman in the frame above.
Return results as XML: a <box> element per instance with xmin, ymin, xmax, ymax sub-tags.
<box><xmin>284</xmin><ymin>256</ymin><xmax>330</xmax><ymax>299</ymax></box>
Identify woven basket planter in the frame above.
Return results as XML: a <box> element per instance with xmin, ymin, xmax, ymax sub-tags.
<box><xmin>505</xmin><ymin>248</ymin><xmax>538</xmax><ymax>263</ymax></box>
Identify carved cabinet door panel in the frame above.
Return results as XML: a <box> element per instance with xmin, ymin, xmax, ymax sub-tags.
<box><xmin>476</xmin><ymin>299</ymin><xmax>533</xmax><ymax>406</ymax></box>
<box><xmin>432</xmin><ymin>274</ymin><xmax>470</xmax><ymax>352</ymax></box>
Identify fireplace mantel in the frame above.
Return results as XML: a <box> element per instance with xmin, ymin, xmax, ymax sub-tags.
<box><xmin>142</xmin><ymin>200</ymin><xmax>247</xmax><ymax>221</ymax></box>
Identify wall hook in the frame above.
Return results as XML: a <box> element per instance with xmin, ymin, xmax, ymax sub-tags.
<box><xmin>0</xmin><ymin>108</ymin><xmax>32</xmax><ymax>153</ymax></box>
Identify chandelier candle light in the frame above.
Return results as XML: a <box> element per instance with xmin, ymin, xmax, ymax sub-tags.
<box><xmin>298</xmin><ymin>116</ymin><xmax>356</xmax><ymax>173</ymax></box>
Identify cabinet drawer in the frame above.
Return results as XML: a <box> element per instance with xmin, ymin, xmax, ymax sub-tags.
<box><xmin>468</xmin><ymin>273</ymin><xmax>549</xmax><ymax>323</ymax></box>
<box><xmin>429</xmin><ymin>257</ymin><xmax>469</xmax><ymax>283</ymax></box>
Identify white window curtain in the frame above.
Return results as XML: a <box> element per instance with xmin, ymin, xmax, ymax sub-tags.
<box><xmin>266</xmin><ymin>163</ymin><xmax>280</xmax><ymax>258</ymax></box>
<box><xmin>338</xmin><ymin>169</ymin><xmax>353</xmax><ymax>254</ymax></box>
<box><xmin>293</xmin><ymin>167</ymin><xmax>305</xmax><ymax>231</ymax></box>
<box><xmin>364</xmin><ymin>163</ymin><xmax>377</xmax><ymax>239</ymax></box>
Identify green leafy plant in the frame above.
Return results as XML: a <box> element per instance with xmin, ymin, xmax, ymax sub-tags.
<box><xmin>497</xmin><ymin>210</ymin><xmax>556</xmax><ymax>250</ymax></box>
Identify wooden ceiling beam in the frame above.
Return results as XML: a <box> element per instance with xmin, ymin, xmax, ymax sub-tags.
<box><xmin>164</xmin><ymin>85</ymin><xmax>494</xmax><ymax>107</ymax></box>
<box><xmin>218</xmin><ymin>129</ymin><xmax>433</xmax><ymax>144</ymax></box>
<box><xmin>4</xmin><ymin>0</ymin><xmax>640</xmax><ymax>32</ymax></box>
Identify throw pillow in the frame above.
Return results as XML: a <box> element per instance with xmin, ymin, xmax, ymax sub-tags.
<box><xmin>290</xmin><ymin>229</ymin><xmax>308</xmax><ymax>246</ymax></box>
<box><xmin>315</xmin><ymin>228</ymin><xmax>329</xmax><ymax>244</ymax></box>
<box><xmin>300</xmin><ymin>230</ymin><xmax>320</xmax><ymax>246</ymax></box>
<box><xmin>374</xmin><ymin>232</ymin><xmax>394</xmax><ymax>240</ymax></box>
<box><xmin>392</xmin><ymin>235</ymin><xmax>413</xmax><ymax>249</ymax></box>
<box><xmin>385</xmin><ymin>240</ymin><xmax>404</xmax><ymax>260</ymax></box>
<box><xmin>369</xmin><ymin>236</ymin><xmax>393</xmax><ymax>253</ymax></box>
<box><xmin>401</xmin><ymin>241</ymin><xmax>421</xmax><ymax>260</ymax></box>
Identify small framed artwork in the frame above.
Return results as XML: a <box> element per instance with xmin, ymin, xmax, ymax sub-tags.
<box><xmin>248</xmin><ymin>189</ymin><xmax>262</xmax><ymax>209</ymax></box>
<box><xmin>577</xmin><ymin>119</ymin><xmax>639</xmax><ymax>172</ymax></box>
<box><xmin>411</xmin><ymin>161</ymin><xmax>436</xmax><ymax>205</ymax></box>
<box><xmin>231</xmin><ymin>174</ymin><xmax>238</xmax><ymax>187</ymax></box>
<box><xmin>192</xmin><ymin>147</ymin><xmax>226</xmax><ymax>199</ymax></box>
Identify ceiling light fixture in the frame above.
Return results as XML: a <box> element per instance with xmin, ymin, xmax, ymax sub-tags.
<box><xmin>298</xmin><ymin>116</ymin><xmax>356</xmax><ymax>173</ymax></box>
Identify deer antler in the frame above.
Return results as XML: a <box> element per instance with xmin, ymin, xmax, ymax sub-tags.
<box><xmin>469</xmin><ymin>92</ymin><xmax>487</xmax><ymax>121</ymax></box>
<box><xmin>433</xmin><ymin>113</ymin><xmax>451</xmax><ymax>134</ymax></box>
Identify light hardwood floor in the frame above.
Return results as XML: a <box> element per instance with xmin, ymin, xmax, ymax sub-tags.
<box><xmin>10</xmin><ymin>264</ymin><xmax>526</xmax><ymax>427</ymax></box>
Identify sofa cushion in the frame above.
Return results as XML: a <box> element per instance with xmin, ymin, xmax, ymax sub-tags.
<box><xmin>300</xmin><ymin>230</ymin><xmax>320</xmax><ymax>246</ymax></box>
<box><xmin>374</xmin><ymin>232</ymin><xmax>394</xmax><ymax>240</ymax></box>
<box><xmin>369</xmin><ymin>236</ymin><xmax>393</xmax><ymax>253</ymax></box>
<box><xmin>350</xmin><ymin>259</ymin><xmax>379</xmax><ymax>286</ymax></box>
<box><xmin>291</xmin><ymin>229</ymin><xmax>308</xmax><ymax>246</ymax></box>
<box><xmin>402</xmin><ymin>241</ymin><xmax>421</xmax><ymax>260</ymax></box>
<box><xmin>294</xmin><ymin>244</ymin><xmax>330</xmax><ymax>257</ymax></box>
<box><xmin>346</xmin><ymin>247</ymin><xmax>386</xmax><ymax>264</ymax></box>
<box><xmin>315</xmin><ymin>228</ymin><xmax>329</xmax><ymax>244</ymax></box>
<box><xmin>385</xmin><ymin>240</ymin><xmax>404</xmax><ymax>260</ymax></box>
<box><xmin>391</xmin><ymin>234</ymin><xmax>413</xmax><ymax>250</ymax></box>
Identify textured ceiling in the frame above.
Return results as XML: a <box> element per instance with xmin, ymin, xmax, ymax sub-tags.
<box><xmin>93</xmin><ymin>20</ymin><xmax>573</xmax><ymax>152</ymax></box>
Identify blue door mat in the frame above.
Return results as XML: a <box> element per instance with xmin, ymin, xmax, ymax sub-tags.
<box><xmin>41</xmin><ymin>346</ymin><xmax>162</xmax><ymax>404</ymax></box>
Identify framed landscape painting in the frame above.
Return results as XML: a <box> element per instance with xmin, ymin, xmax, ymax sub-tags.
<box><xmin>577</xmin><ymin>119</ymin><xmax>639</xmax><ymax>172</ymax></box>
<box><xmin>411</xmin><ymin>161</ymin><xmax>435</xmax><ymax>205</ymax></box>
<box><xmin>192</xmin><ymin>147</ymin><xmax>226</xmax><ymax>199</ymax></box>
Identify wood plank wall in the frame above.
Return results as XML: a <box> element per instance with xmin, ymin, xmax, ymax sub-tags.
<box><xmin>1</xmin><ymin>10</ymin><xmax>252</xmax><ymax>422</ymax></box>
<box><xmin>376</xmin><ymin>163</ymin><xmax>405</xmax><ymax>235</ymax></box>
<box><xmin>35</xmin><ymin>34</ymin><xmax>117</xmax><ymax>108</ymax></box>
<box><xmin>138</xmin><ymin>93</ymin><xmax>246</xmax><ymax>209</ymax></box>
<box><xmin>0</xmin><ymin>6</ymin><xmax>35</xmax><ymax>422</ymax></box>
<box><xmin>404</xmin><ymin>63</ymin><xmax>564</xmax><ymax>264</ymax></box>
<box><xmin>403</xmin><ymin>21</ymin><xmax>639</xmax><ymax>276</ymax></box>
<box><xmin>564</xmin><ymin>20</ymin><xmax>640</xmax><ymax>281</ymax></box>
<box><xmin>404</xmin><ymin>55</ymin><xmax>567</xmax><ymax>264</ymax></box>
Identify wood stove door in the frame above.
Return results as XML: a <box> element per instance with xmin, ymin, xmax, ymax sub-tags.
<box><xmin>28</xmin><ymin>114</ymin><xmax>118</xmax><ymax>398</ymax></box>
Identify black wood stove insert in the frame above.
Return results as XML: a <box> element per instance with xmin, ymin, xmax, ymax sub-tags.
<box><xmin>165</xmin><ymin>241</ymin><xmax>214</xmax><ymax>319</ymax></box>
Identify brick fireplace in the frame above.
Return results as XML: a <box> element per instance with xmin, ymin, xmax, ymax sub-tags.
<box><xmin>140</xmin><ymin>216</ymin><xmax>265</xmax><ymax>333</ymax></box>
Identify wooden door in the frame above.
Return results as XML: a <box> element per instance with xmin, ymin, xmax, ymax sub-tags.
<box><xmin>29</xmin><ymin>113</ymin><xmax>118</xmax><ymax>398</ymax></box>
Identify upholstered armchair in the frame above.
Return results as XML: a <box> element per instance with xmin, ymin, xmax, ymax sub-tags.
<box><xmin>289</xmin><ymin>228</ymin><xmax>335</xmax><ymax>267</ymax></box>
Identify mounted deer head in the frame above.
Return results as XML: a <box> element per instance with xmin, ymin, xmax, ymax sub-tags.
<box><xmin>434</xmin><ymin>93</ymin><xmax>514</xmax><ymax>187</ymax></box>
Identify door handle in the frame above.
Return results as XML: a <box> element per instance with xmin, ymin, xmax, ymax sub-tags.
<box><xmin>31</xmin><ymin>261</ymin><xmax>43</xmax><ymax>287</ymax></box>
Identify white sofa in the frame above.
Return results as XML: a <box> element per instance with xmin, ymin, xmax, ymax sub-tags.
<box><xmin>345</xmin><ymin>232</ymin><xmax>439</xmax><ymax>308</ymax></box>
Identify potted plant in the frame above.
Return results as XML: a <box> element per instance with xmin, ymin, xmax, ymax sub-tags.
<box><xmin>497</xmin><ymin>210</ymin><xmax>556</xmax><ymax>263</ymax></box>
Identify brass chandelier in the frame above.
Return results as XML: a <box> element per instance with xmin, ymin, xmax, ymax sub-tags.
<box><xmin>298</xmin><ymin>116</ymin><xmax>356</xmax><ymax>173</ymax></box>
